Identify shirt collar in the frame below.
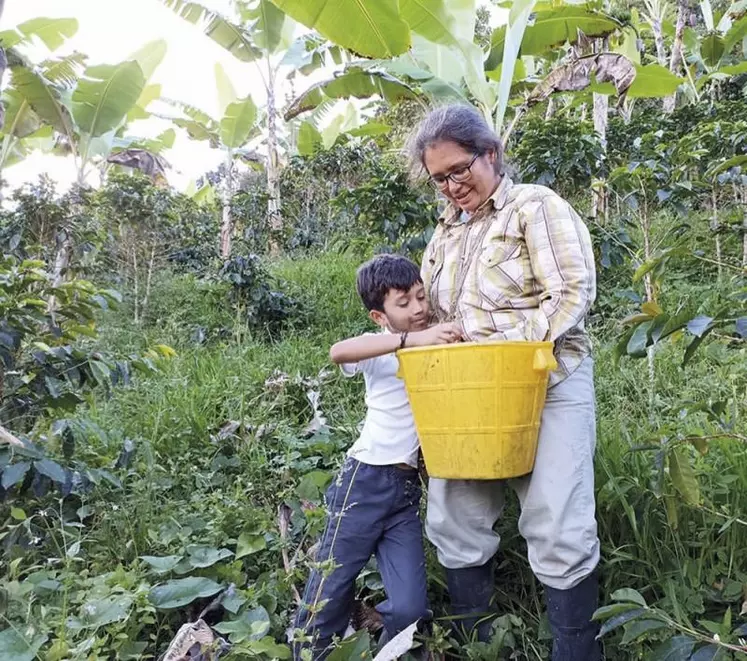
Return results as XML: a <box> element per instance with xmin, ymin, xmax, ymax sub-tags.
<box><xmin>438</xmin><ymin>176</ymin><xmax>514</xmax><ymax>227</ymax></box>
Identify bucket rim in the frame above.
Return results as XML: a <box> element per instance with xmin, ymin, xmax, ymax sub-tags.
<box><xmin>396</xmin><ymin>339</ymin><xmax>554</xmax><ymax>356</ymax></box>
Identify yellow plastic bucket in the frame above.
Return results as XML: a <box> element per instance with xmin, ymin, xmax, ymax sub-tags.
<box><xmin>396</xmin><ymin>341</ymin><xmax>557</xmax><ymax>480</ymax></box>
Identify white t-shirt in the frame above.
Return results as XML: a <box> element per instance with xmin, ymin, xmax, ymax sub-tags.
<box><xmin>341</xmin><ymin>337</ymin><xmax>419</xmax><ymax>468</ymax></box>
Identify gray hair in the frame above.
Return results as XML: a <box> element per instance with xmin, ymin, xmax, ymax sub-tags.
<box><xmin>407</xmin><ymin>103</ymin><xmax>505</xmax><ymax>179</ymax></box>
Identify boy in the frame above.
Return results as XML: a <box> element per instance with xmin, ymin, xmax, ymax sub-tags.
<box><xmin>293</xmin><ymin>254</ymin><xmax>461</xmax><ymax>660</ymax></box>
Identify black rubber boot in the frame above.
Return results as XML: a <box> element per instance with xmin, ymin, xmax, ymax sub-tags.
<box><xmin>545</xmin><ymin>573</ymin><xmax>602</xmax><ymax>661</ymax></box>
<box><xmin>445</xmin><ymin>561</ymin><xmax>495</xmax><ymax>643</ymax></box>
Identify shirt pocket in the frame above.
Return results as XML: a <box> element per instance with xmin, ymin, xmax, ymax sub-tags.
<box><xmin>476</xmin><ymin>241</ymin><xmax>526</xmax><ymax>306</ymax></box>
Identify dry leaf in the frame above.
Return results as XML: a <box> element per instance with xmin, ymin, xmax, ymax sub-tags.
<box><xmin>528</xmin><ymin>53</ymin><xmax>636</xmax><ymax>107</ymax></box>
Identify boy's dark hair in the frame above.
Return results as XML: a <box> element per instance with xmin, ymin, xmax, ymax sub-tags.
<box><xmin>356</xmin><ymin>254</ymin><xmax>422</xmax><ymax>312</ymax></box>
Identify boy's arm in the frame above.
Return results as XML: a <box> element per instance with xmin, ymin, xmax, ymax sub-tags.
<box><xmin>330</xmin><ymin>323</ymin><xmax>462</xmax><ymax>365</ymax></box>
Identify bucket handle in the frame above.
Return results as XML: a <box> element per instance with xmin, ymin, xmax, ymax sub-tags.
<box><xmin>533</xmin><ymin>347</ymin><xmax>558</xmax><ymax>372</ymax></box>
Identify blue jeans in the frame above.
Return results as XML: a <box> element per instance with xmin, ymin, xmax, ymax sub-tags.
<box><xmin>293</xmin><ymin>458</ymin><xmax>429</xmax><ymax>660</ymax></box>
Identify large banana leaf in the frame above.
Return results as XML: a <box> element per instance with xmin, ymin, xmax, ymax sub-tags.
<box><xmin>284</xmin><ymin>67</ymin><xmax>417</xmax><ymax>120</ymax></box>
<box><xmin>321</xmin><ymin>101</ymin><xmax>358</xmax><ymax>149</ymax></box>
<box><xmin>627</xmin><ymin>63</ymin><xmax>685</xmax><ymax>98</ymax></box>
<box><xmin>0</xmin><ymin>17</ymin><xmax>78</xmax><ymax>51</ymax></box>
<box><xmin>161</xmin><ymin>0</ymin><xmax>261</xmax><ymax>61</ymax></box>
<box><xmin>495</xmin><ymin>0</ymin><xmax>537</xmax><ymax>134</ymax></box>
<box><xmin>215</xmin><ymin>63</ymin><xmax>238</xmax><ymax>117</ymax></box>
<box><xmin>297</xmin><ymin>120</ymin><xmax>323</xmax><ymax>155</ymax></box>
<box><xmin>166</xmin><ymin>99</ymin><xmax>219</xmax><ymax>130</ymax></box>
<box><xmin>487</xmin><ymin>5</ymin><xmax>623</xmax><ymax>71</ymax></box>
<box><xmin>358</xmin><ymin>57</ymin><xmax>469</xmax><ymax>102</ymax></box>
<box><xmin>723</xmin><ymin>15</ymin><xmax>747</xmax><ymax>52</ymax></box>
<box><xmin>411</xmin><ymin>0</ymin><xmax>476</xmax><ymax>84</ymax></box>
<box><xmin>11</xmin><ymin>67</ymin><xmax>75</xmax><ymax>137</ymax></box>
<box><xmin>128</xmin><ymin>40</ymin><xmax>168</xmax><ymax>81</ymax></box>
<box><xmin>268</xmin><ymin>0</ymin><xmax>411</xmax><ymax>58</ymax></box>
<box><xmin>145</xmin><ymin>128</ymin><xmax>177</xmax><ymax>153</ymax></box>
<box><xmin>83</xmin><ymin>130</ymin><xmax>118</xmax><ymax>162</ymax></box>
<box><xmin>1</xmin><ymin>89</ymin><xmax>42</xmax><ymax>139</ymax></box>
<box><xmin>10</xmin><ymin>126</ymin><xmax>55</xmax><ymax>166</ymax></box>
<box><xmin>400</xmin><ymin>0</ymin><xmax>459</xmax><ymax>46</ymax></box>
<box><xmin>611</xmin><ymin>26</ymin><xmax>641</xmax><ymax>64</ymax></box>
<box><xmin>127</xmin><ymin>84</ymin><xmax>162</xmax><ymax>122</ymax></box>
<box><xmin>282</xmin><ymin>34</ymin><xmax>343</xmax><ymax>75</ymax></box>
<box><xmin>408</xmin><ymin>0</ymin><xmax>492</xmax><ymax>116</ymax></box>
<box><xmin>700</xmin><ymin>0</ymin><xmax>716</xmax><ymax>31</ymax></box>
<box><xmin>41</xmin><ymin>52</ymin><xmax>88</xmax><ymax>87</ymax></box>
<box><xmin>700</xmin><ymin>32</ymin><xmax>726</xmax><ymax>68</ymax></box>
<box><xmin>113</xmin><ymin>128</ymin><xmax>176</xmax><ymax>154</ymax></box>
<box><xmin>220</xmin><ymin>97</ymin><xmax>258</xmax><ymax>148</ymax></box>
<box><xmin>715</xmin><ymin>61</ymin><xmax>747</xmax><ymax>75</ymax></box>
<box><xmin>172</xmin><ymin>117</ymin><xmax>220</xmax><ymax>146</ymax></box>
<box><xmin>237</xmin><ymin>0</ymin><xmax>286</xmax><ymax>54</ymax></box>
<box><xmin>164</xmin><ymin>100</ymin><xmax>220</xmax><ymax>145</ymax></box>
<box><xmin>72</xmin><ymin>61</ymin><xmax>146</xmax><ymax>137</ymax></box>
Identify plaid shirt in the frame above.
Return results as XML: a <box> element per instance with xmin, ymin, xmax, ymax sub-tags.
<box><xmin>422</xmin><ymin>176</ymin><xmax>596</xmax><ymax>387</ymax></box>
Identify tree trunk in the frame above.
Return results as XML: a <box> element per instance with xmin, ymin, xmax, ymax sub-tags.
<box><xmin>545</xmin><ymin>97</ymin><xmax>554</xmax><ymax>120</ymax></box>
<box><xmin>133</xmin><ymin>245</ymin><xmax>139</xmax><ymax>325</ymax></box>
<box><xmin>591</xmin><ymin>37</ymin><xmax>609</xmax><ymax>221</ymax></box>
<box><xmin>266</xmin><ymin>55</ymin><xmax>282</xmax><ymax>255</ymax></box>
<box><xmin>220</xmin><ymin>150</ymin><xmax>234</xmax><ymax>259</ymax></box>
<box><xmin>49</xmin><ymin>184</ymin><xmax>84</xmax><ymax>314</ymax></box>
<box><xmin>592</xmin><ymin>94</ymin><xmax>609</xmax><ymax>149</ymax></box>
<box><xmin>51</xmin><ymin>230</ymin><xmax>72</xmax><ymax>289</ymax></box>
<box><xmin>640</xmin><ymin>199</ymin><xmax>657</xmax><ymax>419</ymax></box>
<box><xmin>651</xmin><ymin>16</ymin><xmax>667</xmax><ymax>66</ymax></box>
<box><xmin>711</xmin><ymin>189</ymin><xmax>722</xmax><ymax>282</ymax></box>
<box><xmin>592</xmin><ymin>93</ymin><xmax>609</xmax><ymax>220</ymax></box>
<box><xmin>142</xmin><ymin>243</ymin><xmax>156</xmax><ymax>323</ymax></box>
<box><xmin>663</xmin><ymin>0</ymin><xmax>689</xmax><ymax>112</ymax></box>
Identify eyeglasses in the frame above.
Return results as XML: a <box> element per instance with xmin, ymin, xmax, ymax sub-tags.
<box><xmin>429</xmin><ymin>153</ymin><xmax>480</xmax><ymax>189</ymax></box>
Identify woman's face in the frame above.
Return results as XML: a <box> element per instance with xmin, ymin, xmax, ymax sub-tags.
<box><xmin>423</xmin><ymin>140</ymin><xmax>499</xmax><ymax>213</ymax></box>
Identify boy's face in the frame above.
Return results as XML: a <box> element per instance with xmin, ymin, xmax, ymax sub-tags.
<box><xmin>369</xmin><ymin>282</ymin><xmax>429</xmax><ymax>334</ymax></box>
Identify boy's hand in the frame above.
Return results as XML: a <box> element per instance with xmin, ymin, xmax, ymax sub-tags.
<box><xmin>408</xmin><ymin>322</ymin><xmax>462</xmax><ymax>347</ymax></box>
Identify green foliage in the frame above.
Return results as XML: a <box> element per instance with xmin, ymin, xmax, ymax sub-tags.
<box><xmin>0</xmin><ymin>245</ymin><xmax>745</xmax><ymax>660</ymax></box>
<box><xmin>332</xmin><ymin>157</ymin><xmax>438</xmax><ymax>254</ymax></box>
<box><xmin>0</xmin><ymin>177</ymin><xmax>102</xmax><ymax>276</ymax></box>
<box><xmin>0</xmin><ymin>254</ymin><xmax>125</xmax><ymax>430</ymax></box>
<box><xmin>2</xmin><ymin>5</ymin><xmax>747</xmax><ymax>656</ymax></box>
<box><xmin>96</xmin><ymin>170</ymin><xmax>220</xmax><ymax>278</ymax></box>
<box><xmin>508</xmin><ymin>115</ymin><xmax>604</xmax><ymax>199</ymax></box>
<box><xmin>217</xmin><ymin>254</ymin><xmax>300</xmax><ymax>335</ymax></box>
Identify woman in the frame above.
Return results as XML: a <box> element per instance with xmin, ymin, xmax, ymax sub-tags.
<box><xmin>409</xmin><ymin>104</ymin><xmax>600</xmax><ymax>661</ymax></box>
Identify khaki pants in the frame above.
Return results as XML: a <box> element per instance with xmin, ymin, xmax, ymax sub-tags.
<box><xmin>425</xmin><ymin>358</ymin><xmax>600</xmax><ymax>590</ymax></box>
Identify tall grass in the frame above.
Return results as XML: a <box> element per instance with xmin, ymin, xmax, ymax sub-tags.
<box><xmin>4</xmin><ymin>250</ymin><xmax>744</xmax><ymax>660</ymax></box>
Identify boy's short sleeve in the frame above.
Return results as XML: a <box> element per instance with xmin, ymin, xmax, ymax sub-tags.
<box><xmin>338</xmin><ymin>332</ymin><xmax>380</xmax><ymax>378</ymax></box>
<box><xmin>340</xmin><ymin>359</ymin><xmax>373</xmax><ymax>378</ymax></box>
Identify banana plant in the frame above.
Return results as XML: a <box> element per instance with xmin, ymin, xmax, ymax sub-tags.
<box><xmin>0</xmin><ymin>18</ymin><xmax>81</xmax><ymax>191</ymax></box>
<box><xmin>163</xmin><ymin>63</ymin><xmax>259</xmax><ymax>257</ymax></box>
<box><xmin>8</xmin><ymin>40</ymin><xmax>166</xmax><ymax>290</ymax></box>
<box><xmin>278</xmin><ymin>0</ymin><xmax>629</xmax><ymax>140</ymax></box>
<box><xmin>682</xmin><ymin>0</ymin><xmax>747</xmax><ymax>97</ymax></box>
<box><xmin>162</xmin><ymin>0</ymin><xmax>294</xmax><ymax>253</ymax></box>
<box><xmin>9</xmin><ymin>40</ymin><xmax>166</xmax><ymax>186</ymax></box>
<box><xmin>0</xmin><ymin>16</ymin><xmax>79</xmax><ymax>52</ymax></box>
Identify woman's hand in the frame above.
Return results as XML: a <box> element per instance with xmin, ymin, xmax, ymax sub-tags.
<box><xmin>408</xmin><ymin>322</ymin><xmax>462</xmax><ymax>347</ymax></box>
